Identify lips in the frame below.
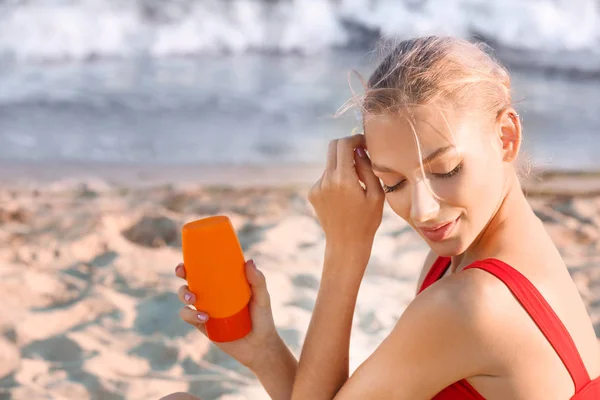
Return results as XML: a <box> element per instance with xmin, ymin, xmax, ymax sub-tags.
<box><xmin>418</xmin><ymin>217</ymin><xmax>459</xmax><ymax>242</ymax></box>
<box><xmin>420</xmin><ymin>221</ymin><xmax>453</xmax><ymax>232</ymax></box>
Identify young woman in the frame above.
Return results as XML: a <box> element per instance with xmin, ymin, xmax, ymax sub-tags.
<box><xmin>163</xmin><ymin>36</ymin><xmax>600</xmax><ymax>399</ymax></box>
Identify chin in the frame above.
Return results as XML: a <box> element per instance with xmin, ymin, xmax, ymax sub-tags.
<box><xmin>425</xmin><ymin>236</ymin><xmax>469</xmax><ymax>258</ymax></box>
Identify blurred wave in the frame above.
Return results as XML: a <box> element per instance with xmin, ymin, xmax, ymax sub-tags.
<box><xmin>1</xmin><ymin>0</ymin><xmax>600</xmax><ymax>73</ymax></box>
<box><xmin>1</xmin><ymin>53</ymin><xmax>600</xmax><ymax>170</ymax></box>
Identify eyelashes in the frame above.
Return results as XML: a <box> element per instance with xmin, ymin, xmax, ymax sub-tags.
<box><xmin>435</xmin><ymin>161</ymin><xmax>463</xmax><ymax>179</ymax></box>
<box><xmin>382</xmin><ymin>162</ymin><xmax>464</xmax><ymax>194</ymax></box>
<box><xmin>382</xmin><ymin>181</ymin><xmax>405</xmax><ymax>194</ymax></box>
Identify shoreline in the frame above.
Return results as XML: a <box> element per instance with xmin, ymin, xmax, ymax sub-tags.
<box><xmin>0</xmin><ymin>162</ymin><xmax>325</xmax><ymax>188</ymax></box>
<box><xmin>1</xmin><ymin>161</ymin><xmax>600</xmax><ymax>197</ymax></box>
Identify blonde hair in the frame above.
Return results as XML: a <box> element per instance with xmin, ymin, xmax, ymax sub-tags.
<box><xmin>338</xmin><ymin>36</ymin><xmax>528</xmax><ymax>184</ymax></box>
<box><xmin>340</xmin><ymin>35</ymin><xmax>512</xmax><ymax>119</ymax></box>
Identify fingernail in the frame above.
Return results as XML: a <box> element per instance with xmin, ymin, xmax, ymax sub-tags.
<box><xmin>197</xmin><ymin>313</ymin><xmax>208</xmax><ymax>322</ymax></box>
<box><xmin>184</xmin><ymin>293</ymin><xmax>192</xmax><ymax>302</ymax></box>
<box><xmin>249</xmin><ymin>259</ymin><xmax>257</xmax><ymax>269</ymax></box>
<box><xmin>356</xmin><ymin>147</ymin><xmax>366</xmax><ymax>158</ymax></box>
<box><xmin>175</xmin><ymin>263</ymin><xmax>183</xmax><ymax>271</ymax></box>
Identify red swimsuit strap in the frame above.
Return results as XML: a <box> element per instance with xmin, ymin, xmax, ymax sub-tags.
<box><xmin>464</xmin><ymin>258</ymin><xmax>591</xmax><ymax>392</ymax></box>
<box><xmin>418</xmin><ymin>256</ymin><xmax>452</xmax><ymax>294</ymax></box>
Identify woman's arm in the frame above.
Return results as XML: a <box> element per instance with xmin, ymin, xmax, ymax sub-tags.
<box><xmin>291</xmin><ymin>245</ymin><xmax>371</xmax><ymax>399</ymax></box>
<box><xmin>251</xmin><ymin>334</ymin><xmax>298</xmax><ymax>400</ymax></box>
<box><xmin>293</xmin><ymin>268</ymin><xmax>497</xmax><ymax>400</ymax></box>
<box><xmin>290</xmin><ymin>134</ymin><xmax>384</xmax><ymax>399</ymax></box>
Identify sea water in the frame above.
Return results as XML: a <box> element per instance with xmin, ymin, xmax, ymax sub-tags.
<box><xmin>1</xmin><ymin>0</ymin><xmax>599</xmax><ymax>171</ymax></box>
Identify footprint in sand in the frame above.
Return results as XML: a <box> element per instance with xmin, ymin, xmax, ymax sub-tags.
<box><xmin>8</xmin><ymin>267</ymin><xmax>88</xmax><ymax>312</ymax></box>
<box><xmin>291</xmin><ymin>273</ymin><xmax>319</xmax><ymax>290</ymax></box>
<box><xmin>122</xmin><ymin>215</ymin><xmax>181</xmax><ymax>248</ymax></box>
<box><xmin>0</xmin><ymin>335</ymin><xmax>20</xmax><ymax>380</ymax></box>
<box><xmin>135</xmin><ymin>293</ymin><xmax>194</xmax><ymax>338</ymax></box>
<box><xmin>20</xmin><ymin>335</ymin><xmax>123</xmax><ymax>399</ymax></box>
<box><xmin>285</xmin><ymin>294</ymin><xmax>316</xmax><ymax>313</ymax></box>
<box><xmin>129</xmin><ymin>340</ymin><xmax>179</xmax><ymax>372</ymax></box>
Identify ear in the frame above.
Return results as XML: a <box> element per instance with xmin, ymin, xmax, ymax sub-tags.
<box><xmin>496</xmin><ymin>108</ymin><xmax>521</xmax><ymax>163</ymax></box>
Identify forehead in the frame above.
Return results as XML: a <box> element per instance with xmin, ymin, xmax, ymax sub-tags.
<box><xmin>364</xmin><ymin>106</ymin><xmax>465</xmax><ymax>157</ymax></box>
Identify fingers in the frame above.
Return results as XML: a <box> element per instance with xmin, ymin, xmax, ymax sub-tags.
<box><xmin>179</xmin><ymin>306</ymin><xmax>209</xmax><ymax>334</ymax></box>
<box><xmin>244</xmin><ymin>260</ymin><xmax>271</xmax><ymax>309</ymax></box>
<box><xmin>177</xmin><ymin>284</ymin><xmax>195</xmax><ymax>305</ymax></box>
<box><xmin>324</xmin><ymin>134</ymin><xmax>366</xmax><ymax>173</ymax></box>
<box><xmin>175</xmin><ymin>263</ymin><xmax>186</xmax><ymax>279</ymax></box>
<box><xmin>337</xmin><ymin>134</ymin><xmax>366</xmax><ymax>171</ymax></box>
<box><xmin>354</xmin><ymin>148</ymin><xmax>385</xmax><ymax>200</ymax></box>
<box><xmin>312</xmin><ymin>135</ymin><xmax>367</xmax><ymax>204</ymax></box>
<box><xmin>176</xmin><ymin>277</ymin><xmax>209</xmax><ymax>334</ymax></box>
<box><xmin>321</xmin><ymin>134</ymin><xmax>366</xmax><ymax>188</ymax></box>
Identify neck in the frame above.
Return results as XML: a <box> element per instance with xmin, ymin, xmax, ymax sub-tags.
<box><xmin>451</xmin><ymin>169</ymin><xmax>533</xmax><ymax>271</ymax></box>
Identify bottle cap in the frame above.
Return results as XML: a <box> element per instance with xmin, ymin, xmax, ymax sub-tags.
<box><xmin>205</xmin><ymin>303</ymin><xmax>252</xmax><ymax>342</ymax></box>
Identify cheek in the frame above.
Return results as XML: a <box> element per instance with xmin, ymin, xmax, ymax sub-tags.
<box><xmin>386</xmin><ymin>194</ymin><xmax>411</xmax><ymax>221</ymax></box>
<box><xmin>424</xmin><ymin>160</ymin><xmax>503</xmax><ymax>213</ymax></box>
<box><xmin>435</xmin><ymin>167</ymin><xmax>484</xmax><ymax>205</ymax></box>
<box><xmin>452</xmin><ymin>158</ymin><xmax>505</xmax><ymax>219</ymax></box>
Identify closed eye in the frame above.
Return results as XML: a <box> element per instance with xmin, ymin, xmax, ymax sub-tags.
<box><xmin>432</xmin><ymin>162</ymin><xmax>463</xmax><ymax>178</ymax></box>
<box><xmin>382</xmin><ymin>180</ymin><xmax>405</xmax><ymax>193</ymax></box>
<box><xmin>382</xmin><ymin>162</ymin><xmax>463</xmax><ymax>194</ymax></box>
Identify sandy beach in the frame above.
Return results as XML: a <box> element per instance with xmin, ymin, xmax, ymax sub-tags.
<box><xmin>0</xmin><ymin>165</ymin><xmax>599</xmax><ymax>399</ymax></box>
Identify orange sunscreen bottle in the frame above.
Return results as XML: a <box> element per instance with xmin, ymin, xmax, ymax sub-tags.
<box><xmin>181</xmin><ymin>216</ymin><xmax>252</xmax><ymax>342</ymax></box>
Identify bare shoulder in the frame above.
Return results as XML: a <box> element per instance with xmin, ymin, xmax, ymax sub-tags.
<box><xmin>415</xmin><ymin>265</ymin><xmax>517</xmax><ymax>345</ymax></box>
<box><xmin>414</xmin><ymin>249</ymin><xmax>439</xmax><ymax>295</ymax></box>
<box><xmin>424</xmin><ymin>267</ymin><xmax>522</xmax><ymax>366</ymax></box>
<box><xmin>337</xmin><ymin>263</ymin><xmax>508</xmax><ymax>398</ymax></box>
<box><xmin>416</xmin><ymin>252</ymin><xmax>518</xmax><ymax>325</ymax></box>
<box><xmin>417</xmin><ymin>266</ymin><xmax>505</xmax><ymax>320</ymax></box>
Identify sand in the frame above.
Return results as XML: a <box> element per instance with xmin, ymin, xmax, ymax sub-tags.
<box><xmin>0</xmin><ymin>165</ymin><xmax>599</xmax><ymax>399</ymax></box>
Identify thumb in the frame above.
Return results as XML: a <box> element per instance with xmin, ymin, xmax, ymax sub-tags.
<box><xmin>245</xmin><ymin>260</ymin><xmax>271</xmax><ymax>309</ymax></box>
<box><xmin>354</xmin><ymin>147</ymin><xmax>382</xmax><ymax>192</ymax></box>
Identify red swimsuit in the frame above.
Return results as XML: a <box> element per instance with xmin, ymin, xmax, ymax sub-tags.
<box><xmin>419</xmin><ymin>257</ymin><xmax>600</xmax><ymax>399</ymax></box>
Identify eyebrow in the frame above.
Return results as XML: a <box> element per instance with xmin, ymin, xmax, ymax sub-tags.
<box><xmin>371</xmin><ymin>145</ymin><xmax>456</xmax><ymax>173</ymax></box>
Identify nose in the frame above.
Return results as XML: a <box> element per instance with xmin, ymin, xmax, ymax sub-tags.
<box><xmin>410</xmin><ymin>178</ymin><xmax>440</xmax><ymax>224</ymax></box>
